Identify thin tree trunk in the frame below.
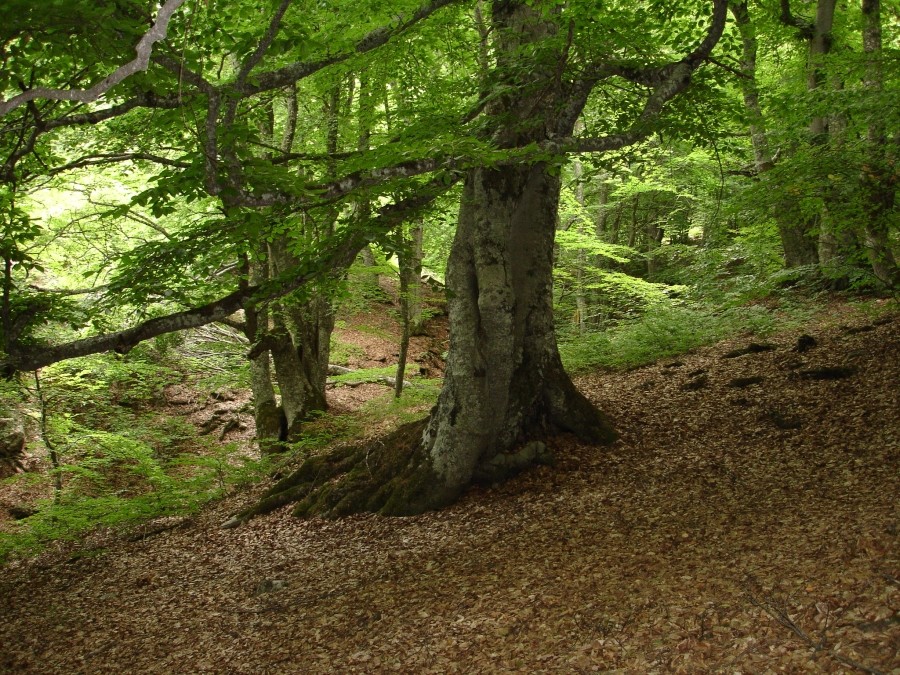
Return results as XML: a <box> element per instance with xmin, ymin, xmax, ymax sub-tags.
<box><xmin>860</xmin><ymin>0</ymin><xmax>899</xmax><ymax>287</ymax></box>
<box><xmin>243</xmin><ymin>254</ymin><xmax>284</xmax><ymax>450</ymax></box>
<box><xmin>805</xmin><ymin>0</ymin><xmax>857</xmax><ymax>286</ymax></box>
<box><xmin>267</xmin><ymin>237</ymin><xmax>331</xmax><ymax>435</ymax></box>
<box><xmin>394</xmin><ymin>226</ymin><xmax>412</xmax><ymax>399</ymax></box>
<box><xmin>626</xmin><ymin>197</ymin><xmax>639</xmax><ymax>248</ymax></box>
<box><xmin>594</xmin><ymin>175</ymin><xmax>611</xmax><ymax>239</ymax></box>
<box><xmin>608</xmin><ymin>202</ymin><xmax>624</xmax><ymax>245</ymax></box>
<box><xmin>34</xmin><ymin>372</ymin><xmax>63</xmax><ymax>500</ymax></box>
<box><xmin>408</xmin><ymin>222</ymin><xmax>426</xmax><ymax>335</ymax></box>
<box><xmin>573</xmin><ymin>153</ymin><xmax>587</xmax><ymax>332</ymax></box>
<box><xmin>730</xmin><ymin>0</ymin><xmax>819</xmax><ymax>267</ymax></box>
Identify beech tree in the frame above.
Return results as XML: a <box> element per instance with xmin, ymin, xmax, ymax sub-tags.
<box><xmin>225</xmin><ymin>0</ymin><xmax>729</xmax><ymax>522</ymax></box>
<box><xmin>5</xmin><ymin>0</ymin><xmax>815</xmax><ymax>520</ymax></box>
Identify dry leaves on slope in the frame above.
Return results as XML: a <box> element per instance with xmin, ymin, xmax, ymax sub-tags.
<box><xmin>0</xmin><ymin>307</ymin><xmax>897</xmax><ymax>673</ymax></box>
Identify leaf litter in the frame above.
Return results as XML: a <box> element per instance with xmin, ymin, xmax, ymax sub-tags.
<box><xmin>0</xmin><ymin>307</ymin><xmax>897</xmax><ymax>673</ymax></box>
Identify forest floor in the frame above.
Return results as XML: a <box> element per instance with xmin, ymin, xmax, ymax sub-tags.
<box><xmin>0</xmin><ymin>299</ymin><xmax>898</xmax><ymax>674</ymax></box>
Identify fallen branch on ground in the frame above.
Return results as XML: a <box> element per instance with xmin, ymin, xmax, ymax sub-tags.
<box><xmin>743</xmin><ymin>576</ymin><xmax>885</xmax><ymax>675</ymax></box>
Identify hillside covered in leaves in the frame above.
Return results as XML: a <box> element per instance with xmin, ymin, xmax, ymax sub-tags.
<box><xmin>1</xmin><ymin>302</ymin><xmax>896</xmax><ymax>673</ymax></box>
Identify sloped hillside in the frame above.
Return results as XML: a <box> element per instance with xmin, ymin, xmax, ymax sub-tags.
<box><xmin>0</xmin><ymin>307</ymin><xmax>897</xmax><ymax>673</ymax></box>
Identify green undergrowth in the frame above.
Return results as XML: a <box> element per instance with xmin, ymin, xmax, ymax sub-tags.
<box><xmin>0</xmin><ymin>443</ymin><xmax>273</xmax><ymax>564</ymax></box>
<box><xmin>360</xmin><ymin>379</ymin><xmax>442</xmax><ymax>424</ymax></box>
<box><xmin>284</xmin><ymin>412</ymin><xmax>362</xmax><ymax>455</ymax></box>
<box><xmin>558</xmin><ymin>299</ymin><xmax>812</xmax><ymax>373</ymax></box>
<box><xmin>330</xmin><ymin>365</ymin><xmax>412</xmax><ymax>385</ymax></box>
<box><xmin>329</xmin><ymin>336</ymin><xmax>366</xmax><ymax>366</ymax></box>
<box><xmin>0</xmin><ymin>348</ymin><xmax>268</xmax><ymax>564</ymax></box>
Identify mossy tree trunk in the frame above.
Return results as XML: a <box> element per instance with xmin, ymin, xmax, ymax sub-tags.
<box><xmin>227</xmin><ymin>1</ymin><xmax>616</xmax><ymax>525</ymax></box>
<box><xmin>247</xmin><ymin>84</ymin><xmax>343</xmax><ymax>447</ymax></box>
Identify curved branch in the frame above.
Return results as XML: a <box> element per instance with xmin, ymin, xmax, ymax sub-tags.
<box><xmin>302</xmin><ymin>0</ymin><xmax>728</xmax><ymax>201</ymax></box>
<box><xmin>0</xmin><ymin>0</ymin><xmax>189</xmax><ymax>117</ymax></box>
<box><xmin>235</xmin><ymin>0</ymin><xmax>294</xmax><ymax>85</ymax></box>
<box><xmin>3</xmin><ymin>175</ymin><xmax>460</xmax><ymax>374</ymax></box>
<box><xmin>239</xmin><ymin>0</ymin><xmax>463</xmax><ymax>96</ymax></box>
<box><xmin>48</xmin><ymin>152</ymin><xmax>191</xmax><ymax>176</ymax></box>
<box><xmin>778</xmin><ymin>0</ymin><xmax>816</xmax><ymax>38</ymax></box>
<box><xmin>42</xmin><ymin>92</ymin><xmax>187</xmax><ymax>130</ymax></box>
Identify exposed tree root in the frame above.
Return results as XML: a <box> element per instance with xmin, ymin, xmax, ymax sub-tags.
<box><xmin>223</xmin><ymin>379</ymin><xmax>617</xmax><ymax>529</ymax></box>
<box><xmin>223</xmin><ymin>419</ymin><xmax>447</xmax><ymax>527</ymax></box>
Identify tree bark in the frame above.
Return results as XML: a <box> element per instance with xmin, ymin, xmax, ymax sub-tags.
<box><xmin>226</xmin><ymin>162</ymin><xmax>617</xmax><ymax>525</ymax></box>
<box><xmin>407</xmin><ymin>222</ymin><xmax>426</xmax><ymax>335</ymax></box>
<box><xmin>415</xmin><ymin>163</ymin><xmax>617</xmax><ymax>505</ymax></box>
<box><xmin>244</xmin><ymin>256</ymin><xmax>284</xmax><ymax>451</ymax></box>
<box><xmin>804</xmin><ymin>0</ymin><xmax>857</xmax><ymax>286</ymax></box>
<box><xmin>859</xmin><ymin>0</ymin><xmax>899</xmax><ymax>288</ymax></box>
<box><xmin>394</xmin><ymin>216</ymin><xmax>426</xmax><ymax>397</ymax></box>
<box><xmin>267</xmin><ymin>236</ymin><xmax>333</xmax><ymax>436</ymax></box>
<box><xmin>572</xmin><ymin>153</ymin><xmax>588</xmax><ymax>332</ymax></box>
<box><xmin>730</xmin><ymin>0</ymin><xmax>819</xmax><ymax>268</ymax></box>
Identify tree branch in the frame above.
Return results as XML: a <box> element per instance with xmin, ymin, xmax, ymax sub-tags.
<box><xmin>236</xmin><ymin>0</ymin><xmax>294</xmax><ymax>86</ymax></box>
<box><xmin>48</xmin><ymin>152</ymin><xmax>191</xmax><ymax>176</ymax></box>
<box><xmin>42</xmin><ymin>92</ymin><xmax>187</xmax><ymax>130</ymax></box>
<box><xmin>0</xmin><ymin>0</ymin><xmax>189</xmax><ymax>117</ymax></box>
<box><xmin>238</xmin><ymin>0</ymin><xmax>463</xmax><ymax>96</ymax></box>
<box><xmin>3</xmin><ymin>175</ymin><xmax>460</xmax><ymax>374</ymax></box>
<box><xmin>778</xmin><ymin>0</ymin><xmax>816</xmax><ymax>38</ymax></box>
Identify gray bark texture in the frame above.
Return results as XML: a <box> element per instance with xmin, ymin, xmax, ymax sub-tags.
<box><xmin>267</xmin><ymin>237</ymin><xmax>334</xmax><ymax>436</ymax></box>
<box><xmin>416</xmin><ymin>163</ymin><xmax>618</xmax><ymax>508</ymax></box>
<box><xmin>244</xmin><ymin>257</ymin><xmax>284</xmax><ymax>451</ymax></box>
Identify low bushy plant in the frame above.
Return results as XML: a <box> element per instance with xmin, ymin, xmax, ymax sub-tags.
<box><xmin>559</xmin><ymin>302</ymin><xmax>780</xmax><ymax>372</ymax></box>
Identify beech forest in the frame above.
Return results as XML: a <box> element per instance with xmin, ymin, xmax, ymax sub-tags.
<box><xmin>0</xmin><ymin>0</ymin><xmax>897</xmax><ymax>671</ymax></box>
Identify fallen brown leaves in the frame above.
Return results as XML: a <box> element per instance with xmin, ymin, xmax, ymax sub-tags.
<box><xmin>1</xmin><ymin>306</ymin><xmax>897</xmax><ymax>673</ymax></box>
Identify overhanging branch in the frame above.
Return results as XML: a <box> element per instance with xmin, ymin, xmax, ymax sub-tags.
<box><xmin>0</xmin><ymin>0</ymin><xmax>189</xmax><ymax>117</ymax></box>
<box><xmin>48</xmin><ymin>152</ymin><xmax>191</xmax><ymax>176</ymax></box>
<box><xmin>3</xmin><ymin>175</ymin><xmax>460</xmax><ymax>374</ymax></box>
<box><xmin>239</xmin><ymin>0</ymin><xmax>464</xmax><ymax>95</ymax></box>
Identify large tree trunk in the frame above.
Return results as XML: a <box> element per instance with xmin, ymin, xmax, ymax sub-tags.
<box><xmin>413</xmin><ymin>164</ymin><xmax>617</xmax><ymax>508</ymax></box>
<box><xmin>805</xmin><ymin>0</ymin><xmax>860</xmax><ymax>287</ymax></box>
<box><xmin>225</xmin><ymin>163</ymin><xmax>617</xmax><ymax>525</ymax></box>
<box><xmin>226</xmin><ymin>0</ymin><xmax>615</xmax><ymax>524</ymax></box>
